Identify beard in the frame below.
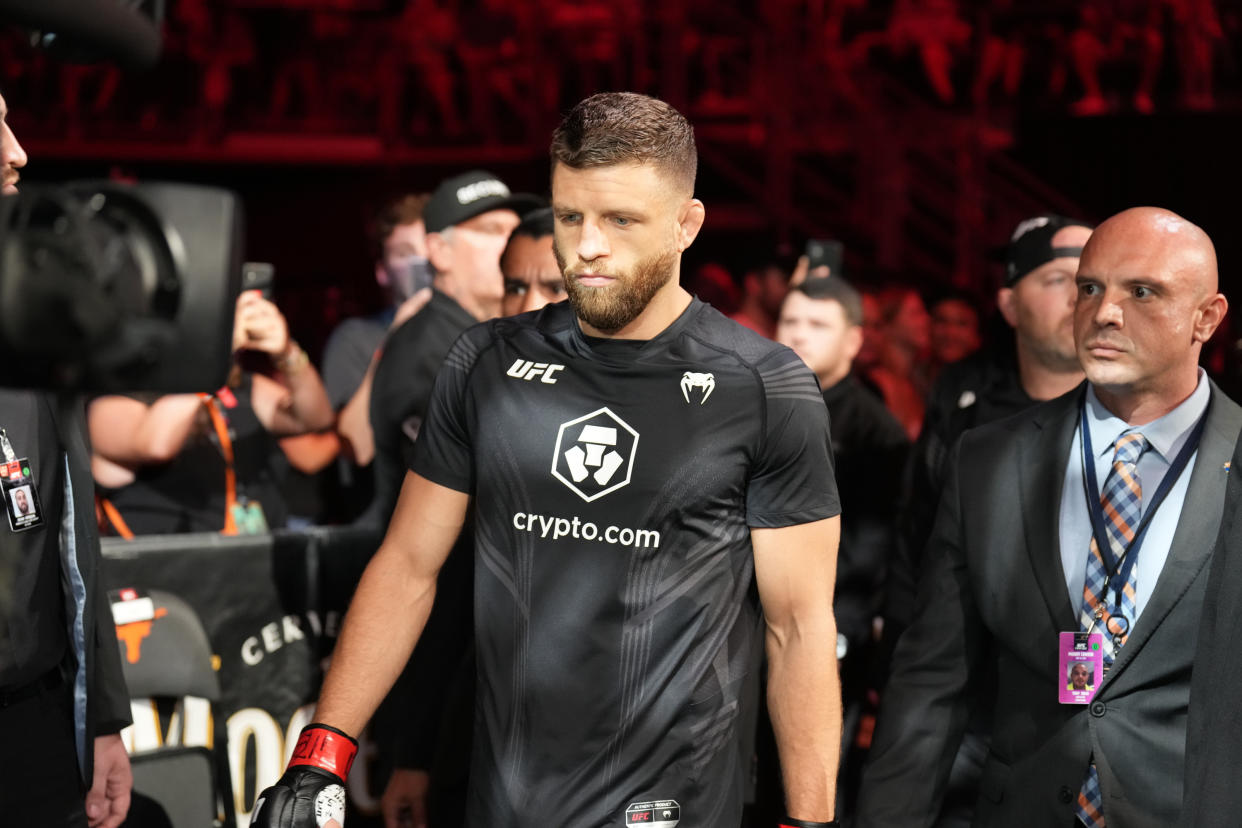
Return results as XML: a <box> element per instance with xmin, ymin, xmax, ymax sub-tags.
<box><xmin>556</xmin><ymin>244</ymin><xmax>678</xmax><ymax>334</ymax></box>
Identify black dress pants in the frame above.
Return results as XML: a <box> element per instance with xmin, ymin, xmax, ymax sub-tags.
<box><xmin>0</xmin><ymin>673</ymin><xmax>88</xmax><ymax>827</ymax></box>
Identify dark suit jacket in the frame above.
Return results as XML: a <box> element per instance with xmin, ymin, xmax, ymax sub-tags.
<box><xmin>1182</xmin><ymin>430</ymin><xmax>1242</xmax><ymax>826</ymax></box>
<box><xmin>856</xmin><ymin>381</ymin><xmax>1242</xmax><ymax>828</ymax></box>
<box><xmin>49</xmin><ymin>395</ymin><xmax>131</xmax><ymax>783</ymax></box>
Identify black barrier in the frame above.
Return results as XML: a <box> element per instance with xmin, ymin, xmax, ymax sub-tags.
<box><xmin>102</xmin><ymin>527</ymin><xmax>389</xmax><ymax>828</ymax></box>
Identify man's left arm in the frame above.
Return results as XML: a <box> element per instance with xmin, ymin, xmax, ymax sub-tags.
<box><xmin>753</xmin><ymin>516</ymin><xmax>842</xmax><ymax>824</ymax></box>
<box><xmin>72</xmin><ymin>391</ymin><xmax>133</xmax><ymax>828</ymax></box>
<box><xmin>86</xmin><ymin>581</ymin><xmax>133</xmax><ymax>828</ymax></box>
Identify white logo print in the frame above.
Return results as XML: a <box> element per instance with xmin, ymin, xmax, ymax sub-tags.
<box><xmin>552</xmin><ymin>408</ymin><xmax>639</xmax><ymax>502</ymax></box>
<box><xmin>507</xmin><ymin>358</ymin><xmax>565</xmax><ymax>384</ymax></box>
<box><xmin>680</xmin><ymin>371</ymin><xmax>715</xmax><ymax>404</ymax></box>
<box><xmin>456</xmin><ymin>178</ymin><xmax>510</xmax><ymax>204</ymax></box>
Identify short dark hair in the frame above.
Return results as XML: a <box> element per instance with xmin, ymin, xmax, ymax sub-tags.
<box><xmin>550</xmin><ymin>93</ymin><xmax>697</xmax><ymax>195</ymax></box>
<box><xmin>508</xmin><ymin>206</ymin><xmax>554</xmax><ymax>243</ymax></box>
<box><xmin>792</xmin><ymin>276</ymin><xmax>864</xmax><ymax>327</ymax></box>
<box><xmin>502</xmin><ymin>207</ymin><xmax>554</xmax><ymax>271</ymax></box>
<box><xmin>370</xmin><ymin>193</ymin><xmax>430</xmax><ymax>261</ymax></box>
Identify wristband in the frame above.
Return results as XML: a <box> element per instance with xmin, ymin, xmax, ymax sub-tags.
<box><xmin>276</xmin><ymin>342</ymin><xmax>309</xmax><ymax>375</ymax></box>
<box><xmin>780</xmin><ymin>819</ymin><xmax>840</xmax><ymax>828</ymax></box>
<box><xmin>286</xmin><ymin>723</ymin><xmax>358</xmax><ymax>780</ymax></box>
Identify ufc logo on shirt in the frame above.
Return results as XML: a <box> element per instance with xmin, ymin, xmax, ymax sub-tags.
<box><xmin>507</xmin><ymin>359</ymin><xmax>565</xmax><ymax>384</ymax></box>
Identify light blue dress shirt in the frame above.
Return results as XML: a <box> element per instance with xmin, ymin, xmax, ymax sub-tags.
<box><xmin>1058</xmin><ymin>370</ymin><xmax>1211</xmax><ymax>622</ymax></box>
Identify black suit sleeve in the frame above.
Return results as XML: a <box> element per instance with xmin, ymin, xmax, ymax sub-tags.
<box><xmin>887</xmin><ymin>372</ymin><xmax>962</xmax><ymax>635</ymax></box>
<box><xmin>91</xmin><ymin>576</ymin><xmax>132</xmax><ymax>733</ymax></box>
<box><xmin>855</xmin><ymin>437</ymin><xmax>988</xmax><ymax>827</ymax></box>
<box><xmin>1183</xmin><ymin>431</ymin><xmax>1242</xmax><ymax>826</ymax></box>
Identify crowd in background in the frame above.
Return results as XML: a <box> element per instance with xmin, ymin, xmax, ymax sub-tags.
<box><xmin>2</xmin><ymin>0</ymin><xmax>1239</xmax><ymax>146</ymax></box>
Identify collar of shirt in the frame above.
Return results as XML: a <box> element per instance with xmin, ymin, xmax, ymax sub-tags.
<box><xmin>1083</xmin><ymin>368</ymin><xmax>1210</xmax><ymax>469</ymax></box>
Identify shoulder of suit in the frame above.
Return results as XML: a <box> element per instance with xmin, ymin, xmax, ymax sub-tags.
<box><xmin>956</xmin><ymin>384</ymin><xmax>1082</xmax><ymax>454</ymax></box>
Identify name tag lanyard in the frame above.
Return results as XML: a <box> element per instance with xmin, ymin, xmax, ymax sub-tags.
<box><xmin>1079</xmin><ymin>401</ymin><xmax>1208</xmax><ymax>617</ymax></box>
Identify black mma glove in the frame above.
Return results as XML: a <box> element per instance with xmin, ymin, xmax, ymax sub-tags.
<box><xmin>780</xmin><ymin>818</ymin><xmax>840</xmax><ymax>828</ymax></box>
<box><xmin>250</xmin><ymin>723</ymin><xmax>358</xmax><ymax>827</ymax></box>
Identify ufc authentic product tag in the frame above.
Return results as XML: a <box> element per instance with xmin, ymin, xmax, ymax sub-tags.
<box><xmin>1058</xmin><ymin>631</ymin><xmax>1103</xmax><ymax>704</ymax></box>
<box><xmin>2</xmin><ymin>458</ymin><xmax>44</xmax><ymax>532</ymax></box>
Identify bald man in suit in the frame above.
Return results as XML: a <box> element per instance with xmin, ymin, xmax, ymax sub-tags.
<box><xmin>856</xmin><ymin>207</ymin><xmax>1242</xmax><ymax>827</ymax></box>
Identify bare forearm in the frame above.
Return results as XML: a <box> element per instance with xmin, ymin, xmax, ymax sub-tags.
<box><xmin>139</xmin><ymin>395</ymin><xmax>204</xmax><ymax>461</ymax></box>
<box><xmin>337</xmin><ymin>362</ymin><xmax>378</xmax><ymax>465</ymax></box>
<box><xmin>314</xmin><ymin>543</ymin><xmax>438</xmax><ymax>735</ymax></box>
<box><xmin>766</xmin><ymin>614</ymin><xmax>842</xmax><ymax>822</ymax></box>
<box><xmin>90</xmin><ymin>394</ymin><xmax>202</xmax><ymax>465</ymax></box>
<box><xmin>283</xmin><ymin>361</ymin><xmax>334</xmax><ymax>433</ymax></box>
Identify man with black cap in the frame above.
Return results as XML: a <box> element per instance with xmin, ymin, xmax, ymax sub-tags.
<box><xmin>881</xmin><ymin>214</ymin><xmax>1092</xmax><ymax>827</ymax></box>
<box><xmin>892</xmin><ymin>215</ymin><xmax>1094</xmax><ymax>626</ymax></box>
<box><xmin>366</xmin><ymin>170</ymin><xmax>542</xmax><ymax>523</ymax></box>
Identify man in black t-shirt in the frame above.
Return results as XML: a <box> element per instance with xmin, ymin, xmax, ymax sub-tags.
<box><xmin>254</xmin><ymin>93</ymin><xmax>842</xmax><ymax>828</ymax></box>
<box><xmin>365</xmin><ymin>169</ymin><xmax>542</xmax><ymax>525</ymax></box>
<box><xmin>777</xmin><ymin>276</ymin><xmax>908</xmax><ymax>658</ymax></box>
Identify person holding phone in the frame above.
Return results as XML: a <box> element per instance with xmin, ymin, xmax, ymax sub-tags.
<box><xmin>88</xmin><ymin>288</ymin><xmax>334</xmax><ymax>535</ymax></box>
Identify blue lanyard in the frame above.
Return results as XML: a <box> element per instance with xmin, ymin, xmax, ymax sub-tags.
<box><xmin>1080</xmin><ymin>400</ymin><xmax>1209</xmax><ymax>609</ymax></box>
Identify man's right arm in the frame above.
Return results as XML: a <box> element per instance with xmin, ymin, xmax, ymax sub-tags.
<box><xmin>314</xmin><ymin>471</ymin><xmax>468</xmax><ymax>734</ymax></box>
<box><xmin>250</xmin><ymin>471</ymin><xmax>466</xmax><ymax>828</ymax></box>
<box><xmin>854</xmin><ymin>439</ymin><xmax>984</xmax><ymax>827</ymax></box>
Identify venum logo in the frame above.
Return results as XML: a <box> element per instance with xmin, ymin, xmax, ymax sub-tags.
<box><xmin>507</xmin><ymin>358</ymin><xmax>565</xmax><ymax>384</ymax></box>
<box><xmin>551</xmin><ymin>407</ymin><xmax>639</xmax><ymax>502</ymax></box>
<box><xmin>680</xmin><ymin>371</ymin><xmax>715</xmax><ymax>404</ymax></box>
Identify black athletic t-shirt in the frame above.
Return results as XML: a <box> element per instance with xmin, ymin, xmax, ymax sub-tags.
<box><xmin>411</xmin><ymin>298</ymin><xmax>839</xmax><ymax>828</ymax></box>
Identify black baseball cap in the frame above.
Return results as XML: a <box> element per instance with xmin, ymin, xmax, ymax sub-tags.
<box><xmin>423</xmin><ymin>170</ymin><xmax>544</xmax><ymax>233</ymax></box>
<box><xmin>1005</xmin><ymin>215</ymin><xmax>1094</xmax><ymax>286</ymax></box>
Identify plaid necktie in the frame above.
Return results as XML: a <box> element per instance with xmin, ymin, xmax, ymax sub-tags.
<box><xmin>1076</xmin><ymin>431</ymin><xmax>1147</xmax><ymax>828</ymax></box>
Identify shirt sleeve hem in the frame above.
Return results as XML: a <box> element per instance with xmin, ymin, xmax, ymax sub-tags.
<box><xmin>409</xmin><ymin>458</ymin><xmax>472</xmax><ymax>495</ymax></box>
<box><xmin>746</xmin><ymin>505</ymin><xmax>841</xmax><ymax>529</ymax></box>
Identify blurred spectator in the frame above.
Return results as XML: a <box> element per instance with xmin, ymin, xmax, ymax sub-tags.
<box><xmin>928</xmin><ymin>290</ymin><xmax>982</xmax><ymax>374</ymax></box>
<box><xmin>459</xmin><ymin>0</ymin><xmax>539</xmax><ymax>141</ymax></box>
<box><xmin>885</xmin><ymin>0</ymin><xmax>972</xmax><ymax>104</ymax></box>
<box><xmin>775</xmin><ymin>275</ymin><xmax>909</xmax><ymax>816</ymax></box>
<box><xmin>500</xmin><ymin>207</ymin><xmax>564</xmax><ymax>316</ymax></box>
<box><xmin>1173</xmin><ymin>0</ymin><xmax>1224</xmax><ymax>110</ymax></box>
<box><xmin>895</xmin><ymin>215</ymin><xmax>1092</xmax><ymax>621</ymax></box>
<box><xmin>971</xmin><ymin>0</ymin><xmax>1026</xmax><ymax>108</ymax></box>
<box><xmin>883</xmin><ymin>214</ymin><xmax>1092</xmax><ymax>826</ymax></box>
<box><xmin>91</xmin><ymin>292</ymin><xmax>334</xmax><ymax>536</ymax></box>
<box><xmin>1070</xmin><ymin>0</ymin><xmax>1164</xmax><ymax>114</ymax></box>
<box><xmin>544</xmin><ymin>0</ymin><xmax>634</xmax><ymax>107</ymax></box>
<box><xmin>400</xmin><ymin>0</ymin><xmax>464</xmax><ymax>137</ymax></box>
<box><xmin>867</xmin><ymin>285</ymin><xmax>931</xmax><ymax>440</ymax></box>
<box><xmin>279</xmin><ymin>195</ymin><xmax>434</xmax><ymax>524</ymax></box>
<box><xmin>687</xmin><ymin>262</ymin><xmax>741</xmax><ymax>316</ymax></box>
<box><xmin>730</xmin><ymin>262</ymin><xmax>788</xmax><ymax>338</ymax></box>
<box><xmin>856</xmin><ymin>288</ymin><xmax>884</xmax><ymax>375</ymax></box>
<box><xmin>177</xmin><ymin>0</ymin><xmax>254</xmax><ymax>141</ymax></box>
<box><xmin>776</xmin><ymin>275</ymin><xmax>907</xmax><ymax>670</ymax></box>
<box><xmin>366</xmin><ymin>171</ymin><xmax>540</xmax><ymax>524</ymax></box>
<box><xmin>323</xmin><ymin>195</ymin><xmax>433</xmax><ymax>470</ymax></box>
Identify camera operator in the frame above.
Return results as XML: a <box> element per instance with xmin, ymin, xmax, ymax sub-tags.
<box><xmin>90</xmin><ymin>290</ymin><xmax>334</xmax><ymax>535</ymax></box>
<box><xmin>0</xmin><ymin>89</ymin><xmax>133</xmax><ymax>828</ymax></box>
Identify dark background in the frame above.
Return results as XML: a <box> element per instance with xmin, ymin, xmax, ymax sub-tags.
<box><xmin>4</xmin><ymin>0</ymin><xmax>1240</xmax><ymax>360</ymax></box>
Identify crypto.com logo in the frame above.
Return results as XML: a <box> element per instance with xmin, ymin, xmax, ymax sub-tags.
<box><xmin>551</xmin><ymin>407</ymin><xmax>639</xmax><ymax>502</ymax></box>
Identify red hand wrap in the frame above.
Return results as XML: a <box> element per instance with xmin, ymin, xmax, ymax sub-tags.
<box><xmin>286</xmin><ymin>723</ymin><xmax>358</xmax><ymax>780</ymax></box>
